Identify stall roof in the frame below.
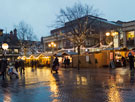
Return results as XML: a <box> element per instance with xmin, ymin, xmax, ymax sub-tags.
<box><xmin>42</xmin><ymin>52</ymin><xmax>53</xmax><ymax>56</ymax></box>
<box><xmin>55</xmin><ymin>51</ymin><xmax>77</xmax><ymax>57</ymax></box>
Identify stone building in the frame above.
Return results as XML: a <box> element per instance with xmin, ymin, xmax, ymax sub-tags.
<box><xmin>0</xmin><ymin>29</ymin><xmax>20</xmax><ymax>61</ymax></box>
<box><xmin>122</xmin><ymin>20</ymin><xmax>135</xmax><ymax>48</ymax></box>
<box><xmin>42</xmin><ymin>15</ymin><xmax>121</xmax><ymax>53</ymax></box>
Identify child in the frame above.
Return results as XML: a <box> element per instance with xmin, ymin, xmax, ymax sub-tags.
<box><xmin>8</xmin><ymin>62</ymin><xmax>19</xmax><ymax>79</ymax></box>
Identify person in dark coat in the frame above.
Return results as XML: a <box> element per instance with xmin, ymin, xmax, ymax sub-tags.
<box><xmin>66</xmin><ymin>57</ymin><xmax>70</xmax><ymax>68</ymax></box>
<box><xmin>31</xmin><ymin>60</ymin><xmax>34</xmax><ymax>68</ymax></box>
<box><xmin>15</xmin><ymin>60</ymin><xmax>19</xmax><ymax>72</ymax></box>
<box><xmin>51</xmin><ymin>57</ymin><xmax>59</xmax><ymax>73</ymax></box>
<box><xmin>64</xmin><ymin>58</ymin><xmax>67</xmax><ymax>68</ymax></box>
<box><xmin>128</xmin><ymin>52</ymin><xmax>134</xmax><ymax>70</ymax></box>
<box><xmin>121</xmin><ymin>56</ymin><xmax>126</xmax><ymax>67</ymax></box>
<box><xmin>19</xmin><ymin>59</ymin><xmax>25</xmax><ymax>74</ymax></box>
<box><xmin>0</xmin><ymin>58</ymin><xmax>8</xmax><ymax>80</ymax></box>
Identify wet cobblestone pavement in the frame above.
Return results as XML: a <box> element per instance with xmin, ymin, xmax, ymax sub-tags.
<box><xmin>0</xmin><ymin>67</ymin><xmax>135</xmax><ymax>102</ymax></box>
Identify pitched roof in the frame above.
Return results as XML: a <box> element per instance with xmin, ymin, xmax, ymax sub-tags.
<box><xmin>0</xmin><ymin>33</ymin><xmax>19</xmax><ymax>46</ymax></box>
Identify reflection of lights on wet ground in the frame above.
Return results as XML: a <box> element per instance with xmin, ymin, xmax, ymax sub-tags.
<box><xmin>77</xmin><ymin>75</ymin><xmax>81</xmax><ymax>85</ymax></box>
<box><xmin>107</xmin><ymin>79</ymin><xmax>122</xmax><ymax>102</ymax></box>
<box><xmin>23</xmin><ymin>67</ymin><xmax>60</xmax><ymax>97</ymax></box>
<box><xmin>4</xmin><ymin>92</ymin><xmax>11</xmax><ymax>102</ymax></box>
<box><xmin>52</xmin><ymin>99</ymin><xmax>59</xmax><ymax>102</ymax></box>
<box><xmin>76</xmin><ymin>75</ymin><xmax>88</xmax><ymax>85</ymax></box>
<box><xmin>81</xmin><ymin>77</ymin><xmax>88</xmax><ymax>85</ymax></box>
<box><xmin>115</xmin><ymin>68</ymin><xmax>128</xmax><ymax>75</ymax></box>
<box><xmin>116</xmin><ymin>74</ymin><xmax>124</xmax><ymax>84</ymax></box>
<box><xmin>49</xmin><ymin>75</ymin><xmax>59</xmax><ymax>97</ymax></box>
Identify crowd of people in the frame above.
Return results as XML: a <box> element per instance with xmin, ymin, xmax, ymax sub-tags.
<box><xmin>0</xmin><ymin>58</ymin><xmax>25</xmax><ymax>80</ymax></box>
<box><xmin>111</xmin><ymin>51</ymin><xmax>135</xmax><ymax>70</ymax></box>
<box><xmin>63</xmin><ymin>57</ymin><xmax>70</xmax><ymax>68</ymax></box>
<box><xmin>0</xmin><ymin>52</ymin><xmax>134</xmax><ymax>79</ymax></box>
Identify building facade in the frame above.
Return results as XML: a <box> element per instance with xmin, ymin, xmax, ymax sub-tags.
<box><xmin>42</xmin><ymin>15</ymin><xmax>121</xmax><ymax>53</ymax></box>
<box><xmin>20</xmin><ymin>40</ymin><xmax>43</xmax><ymax>56</ymax></box>
<box><xmin>0</xmin><ymin>29</ymin><xmax>20</xmax><ymax>61</ymax></box>
<box><xmin>122</xmin><ymin>21</ymin><xmax>135</xmax><ymax>48</ymax></box>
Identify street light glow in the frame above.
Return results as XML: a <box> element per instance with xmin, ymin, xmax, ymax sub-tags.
<box><xmin>2</xmin><ymin>43</ymin><xmax>9</xmax><ymax>50</ymax></box>
<box><xmin>48</xmin><ymin>44</ymin><xmax>51</xmax><ymax>47</ymax></box>
<box><xmin>48</xmin><ymin>42</ymin><xmax>56</xmax><ymax>48</ymax></box>
<box><xmin>106</xmin><ymin>32</ymin><xmax>110</xmax><ymax>36</ymax></box>
<box><xmin>53</xmin><ymin>44</ymin><xmax>56</xmax><ymax>47</ymax></box>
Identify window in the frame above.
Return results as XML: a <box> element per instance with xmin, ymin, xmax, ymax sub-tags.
<box><xmin>127</xmin><ymin>31</ymin><xmax>134</xmax><ymax>40</ymax></box>
<box><xmin>14</xmin><ymin>49</ymin><xmax>18</xmax><ymax>53</ymax></box>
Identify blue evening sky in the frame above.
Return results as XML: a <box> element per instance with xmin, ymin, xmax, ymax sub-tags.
<box><xmin>0</xmin><ymin>0</ymin><xmax>134</xmax><ymax>40</ymax></box>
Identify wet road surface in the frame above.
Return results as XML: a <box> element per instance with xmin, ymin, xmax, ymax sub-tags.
<box><xmin>0</xmin><ymin>67</ymin><xmax>135</xmax><ymax>102</ymax></box>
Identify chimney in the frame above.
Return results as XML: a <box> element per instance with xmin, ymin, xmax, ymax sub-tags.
<box><xmin>10</xmin><ymin>31</ymin><xmax>13</xmax><ymax>38</ymax></box>
<box><xmin>0</xmin><ymin>29</ymin><xmax>3</xmax><ymax>36</ymax></box>
<box><xmin>14</xmin><ymin>28</ymin><xmax>17</xmax><ymax>36</ymax></box>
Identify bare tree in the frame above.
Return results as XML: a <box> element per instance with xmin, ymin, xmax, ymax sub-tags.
<box><xmin>15</xmin><ymin>21</ymin><xmax>37</xmax><ymax>41</ymax></box>
<box><xmin>55</xmin><ymin>3</ymin><xmax>100</xmax><ymax>70</ymax></box>
<box><xmin>15</xmin><ymin>21</ymin><xmax>37</xmax><ymax>55</ymax></box>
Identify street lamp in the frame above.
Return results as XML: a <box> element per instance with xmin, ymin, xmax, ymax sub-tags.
<box><xmin>48</xmin><ymin>42</ymin><xmax>56</xmax><ymax>67</ymax></box>
<box><xmin>2</xmin><ymin>43</ymin><xmax>9</xmax><ymax>58</ymax></box>
<box><xmin>105</xmin><ymin>31</ymin><xmax>119</xmax><ymax>64</ymax></box>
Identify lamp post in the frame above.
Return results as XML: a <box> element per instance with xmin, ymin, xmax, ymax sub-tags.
<box><xmin>48</xmin><ymin>42</ymin><xmax>56</xmax><ymax>68</ymax></box>
<box><xmin>2</xmin><ymin>43</ymin><xmax>9</xmax><ymax>58</ymax></box>
<box><xmin>105</xmin><ymin>31</ymin><xmax>118</xmax><ymax>63</ymax></box>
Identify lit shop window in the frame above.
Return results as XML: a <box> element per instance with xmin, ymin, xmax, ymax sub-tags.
<box><xmin>127</xmin><ymin>31</ymin><xmax>134</xmax><ymax>40</ymax></box>
<box><xmin>14</xmin><ymin>49</ymin><xmax>18</xmax><ymax>53</ymax></box>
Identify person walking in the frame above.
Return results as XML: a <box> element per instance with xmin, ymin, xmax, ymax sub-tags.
<box><xmin>66</xmin><ymin>57</ymin><xmax>70</xmax><ymax>68</ymax></box>
<box><xmin>0</xmin><ymin>58</ymin><xmax>8</xmax><ymax>80</ymax></box>
<box><xmin>121</xmin><ymin>56</ymin><xmax>126</xmax><ymax>67</ymax></box>
<box><xmin>31</xmin><ymin>60</ymin><xmax>34</xmax><ymax>68</ymax></box>
<box><xmin>51</xmin><ymin>57</ymin><xmax>59</xmax><ymax>73</ymax></box>
<box><xmin>8</xmin><ymin>62</ymin><xmax>19</xmax><ymax>79</ymax></box>
<box><xmin>64</xmin><ymin>58</ymin><xmax>67</xmax><ymax>68</ymax></box>
<box><xmin>19</xmin><ymin>59</ymin><xmax>25</xmax><ymax>74</ymax></box>
<box><xmin>128</xmin><ymin>52</ymin><xmax>134</xmax><ymax>70</ymax></box>
<box><xmin>15</xmin><ymin>60</ymin><xmax>19</xmax><ymax>72</ymax></box>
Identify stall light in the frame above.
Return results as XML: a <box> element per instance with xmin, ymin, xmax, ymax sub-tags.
<box><xmin>53</xmin><ymin>44</ymin><xmax>56</xmax><ymax>47</ymax></box>
<box><xmin>48</xmin><ymin>44</ymin><xmax>51</xmax><ymax>47</ymax></box>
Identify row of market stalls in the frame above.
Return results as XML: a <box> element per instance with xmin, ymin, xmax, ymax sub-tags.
<box><xmin>102</xmin><ymin>47</ymin><xmax>135</xmax><ymax>67</ymax></box>
<box><xmin>17</xmin><ymin>53</ymin><xmax>51</xmax><ymax>67</ymax></box>
<box><xmin>17</xmin><ymin>51</ymin><xmax>78</xmax><ymax>67</ymax></box>
<box><xmin>16</xmin><ymin>47</ymin><xmax>135</xmax><ymax>68</ymax></box>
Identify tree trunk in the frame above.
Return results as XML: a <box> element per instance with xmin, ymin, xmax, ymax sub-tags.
<box><xmin>77</xmin><ymin>46</ymin><xmax>80</xmax><ymax>70</ymax></box>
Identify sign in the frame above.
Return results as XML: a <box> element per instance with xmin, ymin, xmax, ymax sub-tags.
<box><xmin>86</xmin><ymin>56</ymin><xmax>89</xmax><ymax>62</ymax></box>
<box><xmin>114</xmin><ymin>35</ymin><xmax>119</xmax><ymax>48</ymax></box>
